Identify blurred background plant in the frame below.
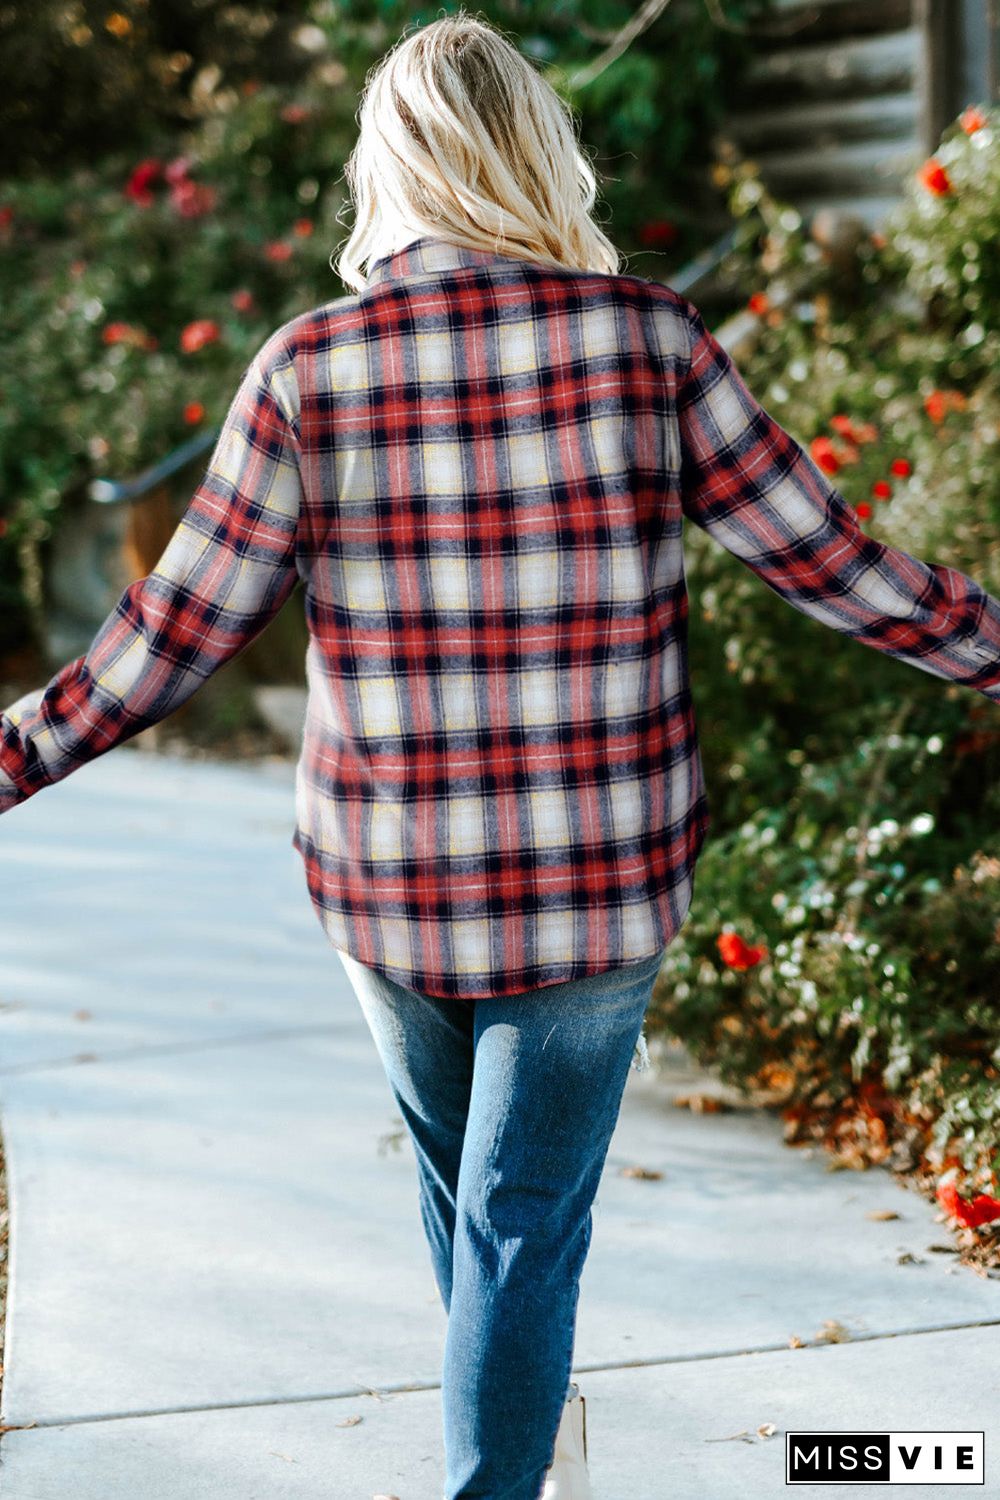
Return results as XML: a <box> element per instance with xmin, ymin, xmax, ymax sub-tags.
<box><xmin>648</xmin><ymin>102</ymin><xmax>1000</xmax><ymax>1256</ymax></box>
<box><xmin>0</xmin><ymin>0</ymin><xmax>758</xmax><ymax>661</ymax></box>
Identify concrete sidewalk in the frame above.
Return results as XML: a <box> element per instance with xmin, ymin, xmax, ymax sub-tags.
<box><xmin>1</xmin><ymin>747</ymin><xmax>998</xmax><ymax>1499</ymax></box>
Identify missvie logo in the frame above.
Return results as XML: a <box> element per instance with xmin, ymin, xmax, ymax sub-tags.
<box><xmin>786</xmin><ymin>1432</ymin><xmax>984</xmax><ymax>1484</ymax></box>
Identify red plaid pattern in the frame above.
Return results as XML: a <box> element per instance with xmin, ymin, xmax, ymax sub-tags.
<box><xmin>3</xmin><ymin>235</ymin><xmax>999</xmax><ymax>997</ymax></box>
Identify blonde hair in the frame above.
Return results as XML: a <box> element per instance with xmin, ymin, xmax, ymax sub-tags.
<box><xmin>331</xmin><ymin>10</ymin><xmax>622</xmax><ymax>292</ymax></box>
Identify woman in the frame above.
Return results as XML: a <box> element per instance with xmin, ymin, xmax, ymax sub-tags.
<box><xmin>3</xmin><ymin>13</ymin><xmax>999</xmax><ymax>1499</ymax></box>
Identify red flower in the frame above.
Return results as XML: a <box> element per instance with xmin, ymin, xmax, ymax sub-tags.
<box><xmin>293</xmin><ymin>218</ymin><xmax>314</xmax><ymax>238</ymax></box>
<box><xmin>871</xmin><ymin>480</ymin><xmax>892</xmax><ymax>500</ymax></box>
<box><xmin>264</xmin><ymin>240</ymin><xmax>293</xmax><ymax>262</ymax></box>
<box><xmin>917</xmin><ymin>157</ymin><xmax>952</xmax><ymax>196</ymax></box>
<box><xmin>716</xmin><ymin>931</ymin><xmax>768</xmax><ymax>971</ymax></box>
<box><xmin>936</xmin><ymin>1179</ymin><xmax>1000</xmax><ymax>1229</ymax></box>
<box><xmin>747</xmin><ymin>292</ymin><xmax>770</xmax><ymax>316</ymax></box>
<box><xmin>924</xmin><ymin>389</ymin><xmax>966</xmax><ymax>425</ymax></box>
<box><xmin>871</xmin><ymin>231</ymin><xmax>887</xmax><ymax>250</ymax></box>
<box><xmin>101</xmin><ymin>324</ymin><xmax>158</xmax><ymax>352</ymax></box>
<box><xmin>183</xmin><ymin>401</ymin><xmax>205</xmax><ymax>425</ymax></box>
<box><xmin>230</xmin><ymin>288</ymin><xmax>254</xmax><ymax>313</ymax></box>
<box><xmin>0</xmin><ymin>204</ymin><xmax>13</xmax><ymax>231</ymax></box>
<box><xmin>960</xmin><ymin>105</ymin><xmax>988</xmax><ymax>136</ymax></box>
<box><xmin>101</xmin><ymin>321</ymin><xmax>148</xmax><ymax>347</ymax></box>
<box><xmin>638</xmin><ymin>219</ymin><xmax>678</xmax><ymax>249</ymax></box>
<box><xmin>830</xmin><ymin>414</ymin><xmax>856</xmax><ymax>440</ymax></box>
<box><xmin>856</xmin><ymin>502</ymin><xmax>873</xmax><ymax>520</ymax></box>
<box><xmin>889</xmin><ymin>458</ymin><xmax>912</xmax><ymax>478</ymax></box>
<box><xmin>280</xmin><ymin>104</ymin><xmax>311</xmax><ymax>125</ymax></box>
<box><xmin>165</xmin><ymin>155</ymin><xmax>195</xmax><ymax>186</ymax></box>
<box><xmin>925</xmin><ymin>390</ymin><xmax>946</xmax><ymax>424</ymax></box>
<box><xmin>179</xmin><ymin>319</ymin><xmax>221</xmax><ymax>354</ymax></box>
<box><xmin>124</xmin><ymin>158</ymin><xmax>163</xmax><ymax>206</ymax></box>
<box><xmin>170</xmin><ymin>179</ymin><xmax>218</xmax><ymax>219</ymax></box>
<box><xmin>810</xmin><ymin>436</ymin><xmax>840</xmax><ymax>475</ymax></box>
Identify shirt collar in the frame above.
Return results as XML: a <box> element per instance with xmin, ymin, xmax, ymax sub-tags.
<box><xmin>365</xmin><ymin>234</ymin><xmax>541</xmax><ymax>286</ymax></box>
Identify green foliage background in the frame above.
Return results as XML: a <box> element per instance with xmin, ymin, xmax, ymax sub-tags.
<box><xmin>648</xmin><ymin>112</ymin><xmax>1000</xmax><ymax>1212</ymax></box>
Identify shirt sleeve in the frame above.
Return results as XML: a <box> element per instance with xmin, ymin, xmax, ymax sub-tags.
<box><xmin>0</xmin><ymin>335</ymin><xmax>306</xmax><ymax>814</ymax></box>
<box><xmin>675</xmin><ymin>297</ymin><xmax>1000</xmax><ymax>705</ymax></box>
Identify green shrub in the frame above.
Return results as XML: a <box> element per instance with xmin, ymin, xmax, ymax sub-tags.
<box><xmin>650</xmin><ymin>105</ymin><xmax>1000</xmax><ymax>1223</ymax></box>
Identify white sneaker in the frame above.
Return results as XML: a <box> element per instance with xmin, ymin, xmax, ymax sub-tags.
<box><xmin>540</xmin><ymin>1382</ymin><xmax>592</xmax><ymax>1499</ymax></box>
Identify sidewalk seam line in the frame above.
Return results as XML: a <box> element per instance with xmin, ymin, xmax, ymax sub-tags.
<box><xmin>7</xmin><ymin>1316</ymin><xmax>1000</xmax><ymax>1432</ymax></box>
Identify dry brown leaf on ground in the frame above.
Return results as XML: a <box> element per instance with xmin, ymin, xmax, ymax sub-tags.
<box><xmin>673</xmin><ymin>1092</ymin><xmax>731</xmax><ymax>1113</ymax></box>
<box><xmin>335</xmin><ymin>1415</ymin><xmax>363</xmax><ymax>1427</ymax></box>
<box><xmin>757</xmin><ymin>1422</ymin><xmax>777</xmax><ymax>1439</ymax></box>
<box><xmin>866</xmin><ymin>1209</ymin><xmax>900</xmax><ymax>1221</ymax></box>
<box><xmin>788</xmin><ymin>1334</ymin><xmax>804</xmax><ymax>1348</ymax></box>
<box><xmin>619</xmin><ymin>1164</ymin><xmax>664</xmax><ymax>1180</ymax></box>
<box><xmin>825</xmin><ymin>1150</ymin><xmax>869</xmax><ymax>1171</ymax></box>
<box><xmin>814</xmin><ymin>1319</ymin><xmax>852</xmax><ymax>1344</ymax></box>
<box><xmin>377</xmin><ymin>1129</ymin><xmax>407</xmax><ymax>1156</ymax></box>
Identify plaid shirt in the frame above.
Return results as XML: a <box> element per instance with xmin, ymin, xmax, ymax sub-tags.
<box><xmin>3</xmin><ymin>234</ymin><xmax>999</xmax><ymax>997</ymax></box>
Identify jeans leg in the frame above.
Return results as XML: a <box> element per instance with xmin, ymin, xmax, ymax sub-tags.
<box><xmin>336</xmin><ymin>948</ymin><xmax>476</xmax><ymax>1313</ymax></box>
<box><xmin>441</xmin><ymin>949</ymin><xmax>667</xmax><ymax>1500</ymax></box>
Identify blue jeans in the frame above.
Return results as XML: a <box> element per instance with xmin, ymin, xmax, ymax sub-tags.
<box><xmin>335</xmin><ymin>944</ymin><xmax>669</xmax><ymax>1500</ymax></box>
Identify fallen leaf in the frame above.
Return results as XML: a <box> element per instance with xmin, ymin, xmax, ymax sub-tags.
<box><xmin>926</xmin><ymin>1243</ymin><xmax>959</xmax><ymax>1255</ymax></box>
<box><xmin>825</xmin><ymin>1153</ymin><xmax>868</xmax><ymax>1172</ymax></box>
<box><xmin>673</xmin><ymin>1092</ymin><xmax>731</xmax><ymax>1113</ymax></box>
<box><xmin>377</xmin><ymin>1129</ymin><xmax>407</xmax><ymax>1156</ymax></box>
<box><xmin>788</xmin><ymin>1334</ymin><xmax>804</xmax><ymax>1348</ymax></box>
<box><xmin>936</xmin><ymin>1179</ymin><xmax>1000</xmax><ymax>1228</ymax></box>
<box><xmin>814</xmin><ymin>1319</ymin><xmax>852</xmax><ymax>1344</ymax></box>
<box><xmin>619</xmin><ymin>1164</ymin><xmax>664</xmax><ymax>1180</ymax></box>
<box><xmin>866</xmin><ymin>1209</ymin><xmax>900</xmax><ymax>1221</ymax></box>
<box><xmin>335</xmin><ymin>1415</ymin><xmax>363</xmax><ymax>1427</ymax></box>
<box><xmin>896</xmin><ymin>1250</ymin><xmax>923</xmax><ymax>1265</ymax></box>
<box><xmin>757</xmin><ymin>1422</ymin><xmax>777</xmax><ymax>1439</ymax></box>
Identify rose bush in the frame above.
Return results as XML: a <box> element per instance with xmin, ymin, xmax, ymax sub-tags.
<box><xmin>0</xmin><ymin>0</ymin><xmax>754</xmax><ymax>653</ymax></box>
